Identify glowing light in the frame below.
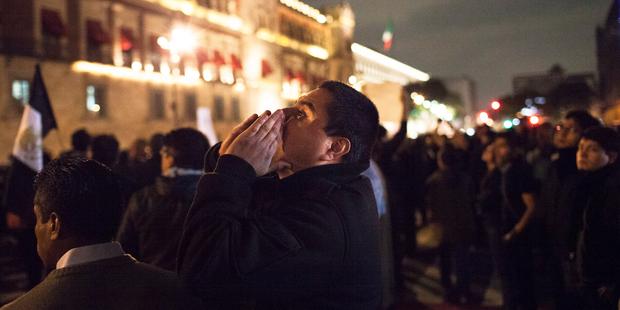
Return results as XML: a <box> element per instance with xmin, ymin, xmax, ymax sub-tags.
<box><xmin>282</xmin><ymin>79</ymin><xmax>301</xmax><ymax>100</ymax></box>
<box><xmin>219</xmin><ymin>65</ymin><xmax>235</xmax><ymax>85</ymax></box>
<box><xmin>411</xmin><ymin>92</ymin><xmax>425</xmax><ymax>105</ymax></box>
<box><xmin>348</xmin><ymin>75</ymin><xmax>357</xmax><ymax>84</ymax></box>
<box><xmin>157</xmin><ymin>36</ymin><xmax>170</xmax><ymax>50</ymax></box>
<box><xmin>503</xmin><ymin>120</ymin><xmax>513</xmax><ymax>129</ymax></box>
<box><xmin>479</xmin><ymin>111</ymin><xmax>489</xmax><ymax>122</ymax></box>
<box><xmin>170</xmin><ymin>26</ymin><xmax>196</xmax><ymax>53</ymax></box>
<box><xmin>529</xmin><ymin>115</ymin><xmax>541</xmax><ymax>125</ymax></box>
<box><xmin>160</xmin><ymin>62</ymin><xmax>171</xmax><ymax>75</ymax></box>
<box><xmin>512</xmin><ymin>118</ymin><xmax>520</xmax><ymax>126</ymax></box>
<box><xmin>145</xmin><ymin>63</ymin><xmax>154</xmax><ymax>72</ymax></box>
<box><xmin>466</xmin><ymin>128</ymin><xmax>475</xmax><ymax>136</ymax></box>
<box><xmin>131</xmin><ymin>61</ymin><xmax>142</xmax><ymax>71</ymax></box>
<box><xmin>234</xmin><ymin>78</ymin><xmax>246</xmax><ymax>93</ymax></box>
<box><xmin>491</xmin><ymin>100</ymin><xmax>501</xmax><ymax>110</ymax></box>
<box><xmin>279</xmin><ymin>0</ymin><xmax>328</xmax><ymax>24</ymax></box>
<box><xmin>72</xmin><ymin>61</ymin><xmax>201</xmax><ymax>86</ymax></box>
<box><xmin>256</xmin><ymin>29</ymin><xmax>329</xmax><ymax>60</ymax></box>
<box><xmin>351</xmin><ymin>43</ymin><xmax>430</xmax><ymax>82</ymax></box>
<box><xmin>144</xmin><ymin>0</ymin><xmax>250</xmax><ymax>34</ymax></box>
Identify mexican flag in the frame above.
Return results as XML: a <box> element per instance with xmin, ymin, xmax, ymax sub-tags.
<box><xmin>382</xmin><ymin>19</ymin><xmax>394</xmax><ymax>52</ymax></box>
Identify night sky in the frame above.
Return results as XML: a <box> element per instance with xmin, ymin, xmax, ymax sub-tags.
<box><xmin>310</xmin><ymin>0</ymin><xmax>611</xmax><ymax>108</ymax></box>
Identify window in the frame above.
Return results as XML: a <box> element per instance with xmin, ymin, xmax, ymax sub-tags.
<box><xmin>120</xmin><ymin>28</ymin><xmax>135</xmax><ymax>67</ymax></box>
<box><xmin>231</xmin><ymin>97</ymin><xmax>240</xmax><ymax>121</ymax></box>
<box><xmin>185</xmin><ymin>93</ymin><xmax>197</xmax><ymax>121</ymax></box>
<box><xmin>41</xmin><ymin>9</ymin><xmax>65</xmax><ymax>59</ymax></box>
<box><xmin>214</xmin><ymin>96</ymin><xmax>225</xmax><ymax>121</ymax></box>
<box><xmin>86</xmin><ymin>20</ymin><xmax>109</xmax><ymax>63</ymax></box>
<box><xmin>12</xmin><ymin>80</ymin><xmax>30</xmax><ymax>105</ymax></box>
<box><xmin>149</xmin><ymin>90</ymin><xmax>165</xmax><ymax>120</ymax></box>
<box><xmin>85</xmin><ymin>85</ymin><xmax>106</xmax><ymax>117</ymax></box>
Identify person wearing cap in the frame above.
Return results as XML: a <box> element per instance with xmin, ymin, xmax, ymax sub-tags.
<box><xmin>575</xmin><ymin>126</ymin><xmax>620</xmax><ymax>310</ymax></box>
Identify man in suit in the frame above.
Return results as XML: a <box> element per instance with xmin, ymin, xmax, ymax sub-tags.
<box><xmin>2</xmin><ymin>157</ymin><xmax>201</xmax><ymax>310</ymax></box>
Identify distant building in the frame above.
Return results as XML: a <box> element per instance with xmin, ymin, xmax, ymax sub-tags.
<box><xmin>597</xmin><ymin>0</ymin><xmax>620</xmax><ymax>124</ymax></box>
<box><xmin>0</xmin><ymin>0</ymin><xmax>353</xmax><ymax>162</ymax></box>
<box><xmin>512</xmin><ymin>65</ymin><xmax>596</xmax><ymax>96</ymax></box>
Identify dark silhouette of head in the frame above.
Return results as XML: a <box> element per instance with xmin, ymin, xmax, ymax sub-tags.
<box><xmin>162</xmin><ymin>128</ymin><xmax>210</xmax><ymax>170</ymax></box>
<box><xmin>90</xmin><ymin>135</ymin><xmax>119</xmax><ymax>168</ymax></box>
<box><xmin>71</xmin><ymin>128</ymin><xmax>91</xmax><ymax>152</ymax></box>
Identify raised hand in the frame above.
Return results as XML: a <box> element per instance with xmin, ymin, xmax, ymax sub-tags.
<box><xmin>220</xmin><ymin>113</ymin><xmax>260</xmax><ymax>155</ymax></box>
<box><xmin>223</xmin><ymin>110</ymin><xmax>285</xmax><ymax>176</ymax></box>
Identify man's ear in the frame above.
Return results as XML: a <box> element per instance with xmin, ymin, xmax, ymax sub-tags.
<box><xmin>49</xmin><ymin>212</ymin><xmax>61</xmax><ymax>241</ymax></box>
<box><xmin>320</xmin><ymin>137</ymin><xmax>351</xmax><ymax>162</ymax></box>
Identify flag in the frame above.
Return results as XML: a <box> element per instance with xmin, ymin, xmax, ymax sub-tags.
<box><xmin>4</xmin><ymin>64</ymin><xmax>57</xmax><ymax>229</ymax></box>
<box><xmin>382</xmin><ymin>19</ymin><xmax>394</xmax><ymax>52</ymax></box>
<box><xmin>12</xmin><ymin>64</ymin><xmax>58</xmax><ymax>172</ymax></box>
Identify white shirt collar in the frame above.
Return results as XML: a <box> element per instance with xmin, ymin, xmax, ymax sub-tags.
<box><xmin>56</xmin><ymin>241</ymin><xmax>125</xmax><ymax>269</ymax></box>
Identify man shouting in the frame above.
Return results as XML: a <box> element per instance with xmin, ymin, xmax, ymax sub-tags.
<box><xmin>177</xmin><ymin>81</ymin><xmax>382</xmax><ymax>309</ymax></box>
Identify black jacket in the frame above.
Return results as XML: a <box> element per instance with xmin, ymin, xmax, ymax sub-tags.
<box><xmin>117</xmin><ymin>175</ymin><xmax>200</xmax><ymax>271</ymax></box>
<box><xmin>177</xmin><ymin>148</ymin><xmax>382</xmax><ymax>309</ymax></box>
<box><xmin>540</xmin><ymin>149</ymin><xmax>584</xmax><ymax>257</ymax></box>
<box><xmin>578</xmin><ymin>164</ymin><xmax>620</xmax><ymax>288</ymax></box>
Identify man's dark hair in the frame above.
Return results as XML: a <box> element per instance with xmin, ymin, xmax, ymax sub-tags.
<box><xmin>319</xmin><ymin>80</ymin><xmax>379</xmax><ymax>164</ymax></box>
<box><xmin>91</xmin><ymin>134</ymin><xmax>119</xmax><ymax>168</ymax></box>
<box><xmin>71</xmin><ymin>129</ymin><xmax>91</xmax><ymax>152</ymax></box>
<box><xmin>582</xmin><ymin>126</ymin><xmax>620</xmax><ymax>154</ymax></box>
<box><xmin>565</xmin><ymin>110</ymin><xmax>601</xmax><ymax>132</ymax></box>
<box><xmin>34</xmin><ymin>157</ymin><xmax>122</xmax><ymax>242</ymax></box>
<box><xmin>163</xmin><ymin>128</ymin><xmax>210</xmax><ymax>169</ymax></box>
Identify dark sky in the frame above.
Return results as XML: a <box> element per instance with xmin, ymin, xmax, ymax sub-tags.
<box><xmin>310</xmin><ymin>0</ymin><xmax>611</xmax><ymax>108</ymax></box>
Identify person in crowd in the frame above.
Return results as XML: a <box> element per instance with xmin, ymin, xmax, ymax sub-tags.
<box><xmin>89</xmin><ymin>134</ymin><xmax>120</xmax><ymax>168</ymax></box>
<box><xmin>89</xmin><ymin>134</ymin><xmax>139</xmax><ymax>209</ymax></box>
<box><xmin>59</xmin><ymin>128</ymin><xmax>91</xmax><ymax>159</ymax></box>
<box><xmin>526</xmin><ymin>122</ymin><xmax>554</xmax><ymax>182</ymax></box>
<box><xmin>373</xmin><ymin>84</ymin><xmax>412</xmax><ymax>295</ymax></box>
<box><xmin>575</xmin><ymin>126</ymin><xmax>620</xmax><ymax>310</ymax></box>
<box><xmin>541</xmin><ymin>110</ymin><xmax>600</xmax><ymax>309</ymax></box>
<box><xmin>1</xmin><ymin>157</ymin><xmax>201</xmax><ymax>309</ymax></box>
<box><xmin>177</xmin><ymin>81</ymin><xmax>382</xmax><ymax>309</ymax></box>
<box><xmin>481</xmin><ymin>132</ymin><xmax>537</xmax><ymax>310</ymax></box>
<box><xmin>139</xmin><ymin>133</ymin><xmax>165</xmax><ymax>187</ymax></box>
<box><xmin>425</xmin><ymin>145</ymin><xmax>475</xmax><ymax>304</ymax></box>
<box><xmin>117</xmin><ymin>128</ymin><xmax>210</xmax><ymax>271</ymax></box>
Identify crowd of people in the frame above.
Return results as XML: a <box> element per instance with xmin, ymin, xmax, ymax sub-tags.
<box><xmin>2</xmin><ymin>80</ymin><xmax>620</xmax><ymax>310</ymax></box>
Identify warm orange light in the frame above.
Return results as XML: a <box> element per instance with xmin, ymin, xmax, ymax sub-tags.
<box><xmin>491</xmin><ymin>100</ymin><xmax>501</xmax><ymax>110</ymax></box>
<box><xmin>529</xmin><ymin>115</ymin><xmax>540</xmax><ymax>125</ymax></box>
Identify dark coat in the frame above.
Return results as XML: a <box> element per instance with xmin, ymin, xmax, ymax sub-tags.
<box><xmin>2</xmin><ymin>255</ymin><xmax>201</xmax><ymax>310</ymax></box>
<box><xmin>177</xmin><ymin>147</ymin><xmax>382</xmax><ymax>309</ymax></box>
<box><xmin>540</xmin><ymin>149</ymin><xmax>584</xmax><ymax>257</ymax></box>
<box><xmin>578</xmin><ymin>164</ymin><xmax>620</xmax><ymax>288</ymax></box>
<box><xmin>117</xmin><ymin>175</ymin><xmax>200</xmax><ymax>271</ymax></box>
<box><xmin>425</xmin><ymin>170</ymin><xmax>476</xmax><ymax>244</ymax></box>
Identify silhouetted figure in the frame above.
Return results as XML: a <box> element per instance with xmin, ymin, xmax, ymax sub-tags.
<box><xmin>575</xmin><ymin>127</ymin><xmax>620</xmax><ymax>310</ymax></box>
<box><xmin>59</xmin><ymin>128</ymin><xmax>91</xmax><ymax>159</ymax></box>
<box><xmin>117</xmin><ymin>128</ymin><xmax>209</xmax><ymax>271</ymax></box>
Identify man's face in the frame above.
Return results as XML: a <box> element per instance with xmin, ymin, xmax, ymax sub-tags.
<box><xmin>279</xmin><ymin>88</ymin><xmax>333</xmax><ymax>172</ymax></box>
<box><xmin>493</xmin><ymin>137</ymin><xmax>511</xmax><ymax>166</ymax></box>
<box><xmin>553</xmin><ymin>118</ymin><xmax>582</xmax><ymax>149</ymax></box>
<box><xmin>33</xmin><ymin>204</ymin><xmax>54</xmax><ymax>268</ymax></box>
<box><xmin>577</xmin><ymin>138</ymin><xmax>613</xmax><ymax>171</ymax></box>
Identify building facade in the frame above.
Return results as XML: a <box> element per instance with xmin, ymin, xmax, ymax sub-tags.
<box><xmin>0</xmin><ymin>0</ymin><xmax>354</xmax><ymax>162</ymax></box>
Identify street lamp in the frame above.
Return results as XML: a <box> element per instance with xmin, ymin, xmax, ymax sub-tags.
<box><xmin>157</xmin><ymin>25</ymin><xmax>197</xmax><ymax>126</ymax></box>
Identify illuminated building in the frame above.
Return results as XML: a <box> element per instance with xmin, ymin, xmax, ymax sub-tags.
<box><xmin>0</xmin><ymin>0</ymin><xmax>353</xmax><ymax>159</ymax></box>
